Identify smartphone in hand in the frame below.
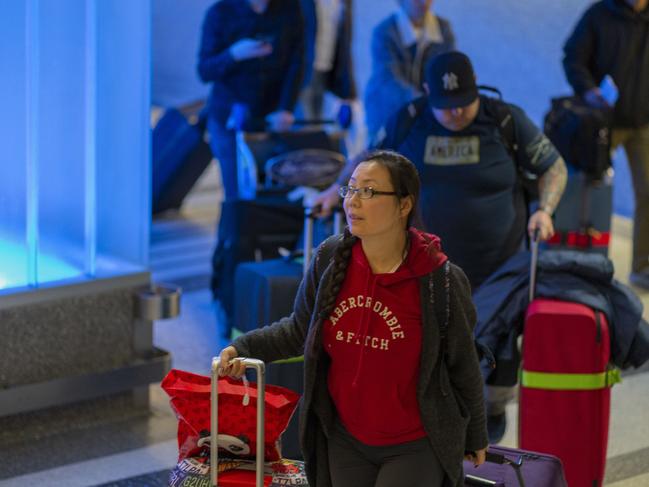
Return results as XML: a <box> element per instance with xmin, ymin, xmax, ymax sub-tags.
<box><xmin>599</xmin><ymin>75</ymin><xmax>619</xmax><ymax>106</ymax></box>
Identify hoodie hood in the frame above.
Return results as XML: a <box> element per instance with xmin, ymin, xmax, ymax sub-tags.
<box><xmin>606</xmin><ymin>0</ymin><xmax>649</xmax><ymax>21</ymax></box>
<box><xmin>351</xmin><ymin>227</ymin><xmax>448</xmax><ymax>285</ymax></box>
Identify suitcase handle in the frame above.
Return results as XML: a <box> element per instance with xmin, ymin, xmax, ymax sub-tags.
<box><xmin>529</xmin><ymin>228</ymin><xmax>541</xmax><ymax>303</ymax></box>
<box><xmin>303</xmin><ymin>206</ymin><xmax>344</xmax><ymax>275</ymax></box>
<box><xmin>484</xmin><ymin>451</ymin><xmax>526</xmax><ymax>487</ymax></box>
<box><xmin>211</xmin><ymin>357</ymin><xmax>266</xmax><ymax>487</ymax></box>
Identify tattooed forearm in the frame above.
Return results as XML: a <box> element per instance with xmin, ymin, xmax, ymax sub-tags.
<box><xmin>538</xmin><ymin>157</ymin><xmax>567</xmax><ymax>214</ymax></box>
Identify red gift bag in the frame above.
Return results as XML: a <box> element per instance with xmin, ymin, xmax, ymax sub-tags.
<box><xmin>161</xmin><ymin>369</ymin><xmax>300</xmax><ymax>462</ymax></box>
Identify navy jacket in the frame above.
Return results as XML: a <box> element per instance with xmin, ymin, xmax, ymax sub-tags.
<box><xmin>563</xmin><ymin>0</ymin><xmax>649</xmax><ymax>128</ymax></box>
<box><xmin>197</xmin><ymin>0</ymin><xmax>305</xmax><ymax>125</ymax></box>
<box><xmin>473</xmin><ymin>249</ymin><xmax>649</xmax><ymax>385</ymax></box>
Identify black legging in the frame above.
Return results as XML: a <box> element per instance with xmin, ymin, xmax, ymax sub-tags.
<box><xmin>327</xmin><ymin>421</ymin><xmax>446</xmax><ymax>487</ymax></box>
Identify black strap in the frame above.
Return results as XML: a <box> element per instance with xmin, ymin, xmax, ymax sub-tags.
<box><xmin>431</xmin><ymin>262</ymin><xmax>450</xmax><ymax>362</ymax></box>
<box><xmin>479</xmin><ymin>94</ymin><xmax>519</xmax><ymax>164</ymax></box>
<box><xmin>431</xmin><ymin>262</ymin><xmax>496</xmax><ymax>371</ymax></box>
<box><xmin>481</xmin><ymin>94</ymin><xmax>538</xmax><ymax>248</ymax></box>
<box><xmin>380</xmin><ymin>96</ymin><xmax>429</xmax><ymax>150</ymax></box>
<box><xmin>314</xmin><ymin>235</ymin><xmax>343</xmax><ymax>279</ymax></box>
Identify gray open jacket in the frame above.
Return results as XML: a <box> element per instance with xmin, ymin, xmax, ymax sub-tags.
<box><xmin>232</xmin><ymin>235</ymin><xmax>487</xmax><ymax>487</ymax></box>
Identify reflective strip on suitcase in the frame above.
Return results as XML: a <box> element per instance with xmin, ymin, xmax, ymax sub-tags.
<box><xmin>521</xmin><ymin>367</ymin><xmax>621</xmax><ymax>390</ymax></box>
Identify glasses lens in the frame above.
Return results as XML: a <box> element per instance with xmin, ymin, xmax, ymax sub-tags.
<box><xmin>360</xmin><ymin>187</ymin><xmax>373</xmax><ymax>199</ymax></box>
<box><xmin>339</xmin><ymin>186</ymin><xmax>348</xmax><ymax>198</ymax></box>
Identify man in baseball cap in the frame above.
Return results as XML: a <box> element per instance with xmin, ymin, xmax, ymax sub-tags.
<box><xmin>425</xmin><ymin>50</ymin><xmax>478</xmax><ymax>109</ymax></box>
<box><xmin>423</xmin><ymin>50</ymin><xmax>480</xmax><ymax>131</ymax></box>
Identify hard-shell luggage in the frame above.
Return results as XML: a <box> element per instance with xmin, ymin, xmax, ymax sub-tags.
<box><xmin>546</xmin><ymin>170</ymin><xmax>612</xmax><ymax>256</ymax></box>
<box><xmin>232</xmin><ymin>208</ymin><xmax>344</xmax><ymax>459</ymax></box>
<box><xmin>463</xmin><ymin>445</ymin><xmax>567</xmax><ymax>487</ymax></box>
<box><xmin>518</xmin><ymin>234</ymin><xmax>619</xmax><ymax>487</ymax></box>
<box><xmin>211</xmin><ymin>126</ymin><xmax>346</xmax><ymax>332</ymax></box>
<box><xmin>211</xmin><ymin>195</ymin><xmax>304</xmax><ymax>333</ymax></box>
<box><xmin>152</xmin><ymin>107</ymin><xmax>212</xmax><ymax>215</ymax></box>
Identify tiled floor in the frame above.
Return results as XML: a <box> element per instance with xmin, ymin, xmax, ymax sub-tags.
<box><xmin>1</xmin><ymin>164</ymin><xmax>648</xmax><ymax>486</ymax></box>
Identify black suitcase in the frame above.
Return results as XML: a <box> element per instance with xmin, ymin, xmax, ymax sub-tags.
<box><xmin>212</xmin><ymin>127</ymin><xmax>346</xmax><ymax>333</ymax></box>
<box><xmin>232</xmin><ymin>209</ymin><xmax>344</xmax><ymax>460</ymax></box>
<box><xmin>211</xmin><ymin>195</ymin><xmax>304</xmax><ymax>335</ymax></box>
<box><xmin>546</xmin><ymin>170</ymin><xmax>612</xmax><ymax>256</ymax></box>
<box><xmin>152</xmin><ymin>108</ymin><xmax>212</xmax><ymax>215</ymax></box>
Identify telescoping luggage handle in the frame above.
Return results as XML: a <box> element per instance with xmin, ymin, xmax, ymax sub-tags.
<box><xmin>210</xmin><ymin>357</ymin><xmax>266</xmax><ymax>487</ymax></box>
<box><xmin>529</xmin><ymin>228</ymin><xmax>541</xmax><ymax>303</ymax></box>
<box><xmin>303</xmin><ymin>206</ymin><xmax>344</xmax><ymax>275</ymax></box>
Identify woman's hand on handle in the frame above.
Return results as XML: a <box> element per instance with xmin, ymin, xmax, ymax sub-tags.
<box><xmin>218</xmin><ymin>346</ymin><xmax>246</xmax><ymax>378</ymax></box>
<box><xmin>464</xmin><ymin>448</ymin><xmax>487</xmax><ymax>467</ymax></box>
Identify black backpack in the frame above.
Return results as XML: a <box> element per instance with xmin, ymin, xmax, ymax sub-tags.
<box><xmin>543</xmin><ymin>96</ymin><xmax>612</xmax><ymax>181</ymax></box>
<box><xmin>382</xmin><ymin>87</ymin><xmax>539</xmax><ymax>202</ymax></box>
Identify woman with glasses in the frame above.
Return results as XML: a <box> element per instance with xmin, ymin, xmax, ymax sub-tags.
<box><xmin>219</xmin><ymin>150</ymin><xmax>487</xmax><ymax>487</ymax></box>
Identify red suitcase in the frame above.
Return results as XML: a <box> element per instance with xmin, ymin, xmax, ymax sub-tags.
<box><xmin>519</xmin><ymin>236</ymin><xmax>620</xmax><ymax>487</ymax></box>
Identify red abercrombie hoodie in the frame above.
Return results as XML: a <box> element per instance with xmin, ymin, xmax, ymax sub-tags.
<box><xmin>323</xmin><ymin>228</ymin><xmax>447</xmax><ymax>446</ymax></box>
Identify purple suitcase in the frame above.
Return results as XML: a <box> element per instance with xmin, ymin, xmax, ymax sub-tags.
<box><xmin>463</xmin><ymin>445</ymin><xmax>567</xmax><ymax>487</ymax></box>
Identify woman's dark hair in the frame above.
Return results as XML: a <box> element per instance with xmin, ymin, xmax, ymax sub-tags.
<box><xmin>351</xmin><ymin>149</ymin><xmax>423</xmax><ymax>229</ymax></box>
<box><xmin>305</xmin><ymin>228</ymin><xmax>357</xmax><ymax>356</ymax></box>
<box><xmin>306</xmin><ymin>150</ymin><xmax>422</xmax><ymax>356</ymax></box>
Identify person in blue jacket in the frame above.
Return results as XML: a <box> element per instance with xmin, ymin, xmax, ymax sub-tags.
<box><xmin>364</xmin><ymin>0</ymin><xmax>455</xmax><ymax>143</ymax></box>
<box><xmin>197</xmin><ymin>0</ymin><xmax>305</xmax><ymax>201</ymax></box>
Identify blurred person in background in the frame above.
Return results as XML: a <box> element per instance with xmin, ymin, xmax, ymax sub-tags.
<box><xmin>364</xmin><ymin>0</ymin><xmax>455</xmax><ymax>143</ymax></box>
<box><xmin>197</xmin><ymin>0</ymin><xmax>305</xmax><ymax>200</ymax></box>
<box><xmin>563</xmin><ymin>0</ymin><xmax>649</xmax><ymax>290</ymax></box>
<box><xmin>300</xmin><ymin>0</ymin><xmax>356</xmax><ymax>121</ymax></box>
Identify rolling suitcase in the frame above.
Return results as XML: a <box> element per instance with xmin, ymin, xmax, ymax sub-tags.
<box><xmin>518</xmin><ymin>234</ymin><xmax>620</xmax><ymax>487</ymax></box>
<box><xmin>209</xmin><ymin>357</ymin><xmax>309</xmax><ymax>487</ymax></box>
<box><xmin>212</xmin><ymin>125</ymin><xmax>346</xmax><ymax>332</ymax></box>
<box><xmin>152</xmin><ymin>107</ymin><xmax>212</xmax><ymax>215</ymax></box>
<box><xmin>211</xmin><ymin>195</ymin><xmax>304</xmax><ymax>334</ymax></box>
<box><xmin>463</xmin><ymin>445</ymin><xmax>567</xmax><ymax>487</ymax></box>
<box><xmin>546</xmin><ymin>170</ymin><xmax>612</xmax><ymax>256</ymax></box>
<box><xmin>232</xmin><ymin>208</ymin><xmax>344</xmax><ymax>459</ymax></box>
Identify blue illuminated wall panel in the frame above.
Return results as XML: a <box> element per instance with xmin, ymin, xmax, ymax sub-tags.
<box><xmin>0</xmin><ymin>2</ymin><xmax>28</xmax><ymax>289</ymax></box>
<box><xmin>96</xmin><ymin>0</ymin><xmax>151</xmax><ymax>272</ymax></box>
<box><xmin>0</xmin><ymin>0</ymin><xmax>151</xmax><ymax>292</ymax></box>
<box><xmin>37</xmin><ymin>0</ymin><xmax>87</xmax><ymax>280</ymax></box>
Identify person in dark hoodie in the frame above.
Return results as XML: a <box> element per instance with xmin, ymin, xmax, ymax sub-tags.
<box><xmin>563</xmin><ymin>0</ymin><xmax>649</xmax><ymax>290</ymax></box>
<box><xmin>218</xmin><ymin>150</ymin><xmax>488</xmax><ymax>487</ymax></box>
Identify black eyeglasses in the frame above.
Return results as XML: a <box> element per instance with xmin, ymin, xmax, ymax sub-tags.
<box><xmin>338</xmin><ymin>186</ymin><xmax>400</xmax><ymax>200</ymax></box>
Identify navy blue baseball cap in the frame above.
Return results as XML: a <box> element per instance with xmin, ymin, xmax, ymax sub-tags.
<box><xmin>425</xmin><ymin>51</ymin><xmax>478</xmax><ymax>109</ymax></box>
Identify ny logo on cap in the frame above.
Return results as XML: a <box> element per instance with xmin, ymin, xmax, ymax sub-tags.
<box><xmin>442</xmin><ymin>72</ymin><xmax>459</xmax><ymax>91</ymax></box>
